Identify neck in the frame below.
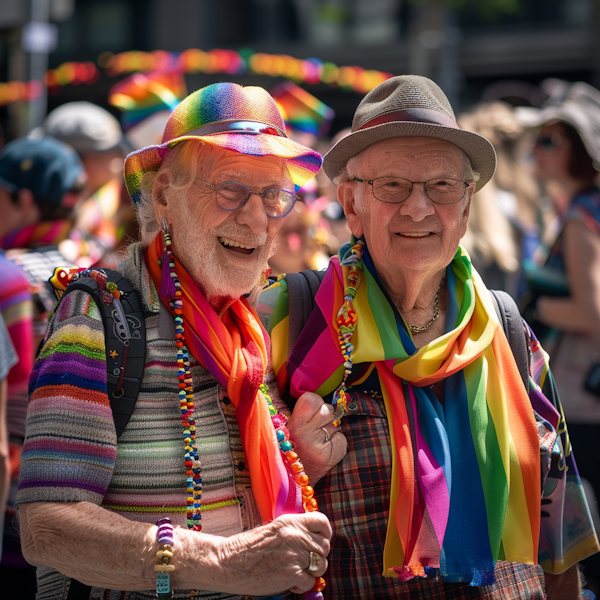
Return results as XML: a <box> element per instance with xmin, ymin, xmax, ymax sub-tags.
<box><xmin>381</xmin><ymin>269</ymin><xmax>445</xmax><ymax>315</ymax></box>
<box><xmin>560</xmin><ymin>177</ymin><xmax>596</xmax><ymax>202</ymax></box>
<box><xmin>206</xmin><ymin>293</ymin><xmax>237</xmax><ymax>316</ymax></box>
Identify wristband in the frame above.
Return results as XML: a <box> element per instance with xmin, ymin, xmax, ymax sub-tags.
<box><xmin>155</xmin><ymin>517</ymin><xmax>175</xmax><ymax>599</ymax></box>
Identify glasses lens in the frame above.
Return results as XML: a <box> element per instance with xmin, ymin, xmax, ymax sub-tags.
<box><xmin>216</xmin><ymin>182</ymin><xmax>249</xmax><ymax>211</ymax></box>
<box><xmin>425</xmin><ymin>179</ymin><xmax>466</xmax><ymax>204</ymax></box>
<box><xmin>535</xmin><ymin>134</ymin><xmax>562</xmax><ymax>151</ymax></box>
<box><xmin>372</xmin><ymin>177</ymin><xmax>413</xmax><ymax>203</ymax></box>
<box><xmin>262</xmin><ymin>189</ymin><xmax>296</xmax><ymax>218</ymax></box>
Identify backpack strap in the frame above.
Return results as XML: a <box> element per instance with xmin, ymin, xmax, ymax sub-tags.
<box><xmin>54</xmin><ymin>269</ymin><xmax>146</xmax><ymax>438</ymax></box>
<box><xmin>285</xmin><ymin>269</ymin><xmax>327</xmax><ymax>354</ymax></box>
<box><xmin>489</xmin><ymin>289</ymin><xmax>531</xmax><ymax>394</ymax></box>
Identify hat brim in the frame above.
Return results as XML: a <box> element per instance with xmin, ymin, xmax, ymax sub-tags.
<box><xmin>515</xmin><ymin>106</ymin><xmax>600</xmax><ymax>165</ymax></box>
<box><xmin>323</xmin><ymin>121</ymin><xmax>497</xmax><ymax>192</ymax></box>
<box><xmin>124</xmin><ymin>132</ymin><xmax>322</xmax><ymax>204</ymax></box>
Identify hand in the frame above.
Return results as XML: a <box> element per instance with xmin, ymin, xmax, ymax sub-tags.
<box><xmin>219</xmin><ymin>511</ymin><xmax>332</xmax><ymax>595</ymax></box>
<box><xmin>287</xmin><ymin>392</ymin><xmax>348</xmax><ymax>485</ymax></box>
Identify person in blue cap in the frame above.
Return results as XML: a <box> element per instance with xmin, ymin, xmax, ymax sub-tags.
<box><xmin>0</xmin><ymin>135</ymin><xmax>86</xmax><ymax>599</ymax></box>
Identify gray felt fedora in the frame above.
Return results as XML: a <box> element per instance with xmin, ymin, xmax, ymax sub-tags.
<box><xmin>323</xmin><ymin>75</ymin><xmax>497</xmax><ymax>192</ymax></box>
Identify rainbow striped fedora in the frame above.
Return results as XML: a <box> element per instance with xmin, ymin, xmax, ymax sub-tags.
<box><xmin>124</xmin><ymin>82</ymin><xmax>323</xmax><ymax>204</ymax></box>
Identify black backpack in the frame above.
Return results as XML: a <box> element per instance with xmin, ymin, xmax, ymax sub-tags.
<box><xmin>50</xmin><ymin>269</ymin><xmax>146</xmax><ymax>438</ymax></box>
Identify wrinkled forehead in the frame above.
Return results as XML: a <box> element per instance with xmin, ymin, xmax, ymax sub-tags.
<box><xmin>200</xmin><ymin>145</ymin><xmax>291</xmax><ymax>187</ymax></box>
<box><xmin>348</xmin><ymin>136</ymin><xmax>465</xmax><ymax>176</ymax></box>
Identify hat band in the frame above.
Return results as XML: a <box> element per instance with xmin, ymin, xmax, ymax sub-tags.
<box><xmin>357</xmin><ymin>108</ymin><xmax>459</xmax><ymax>131</ymax></box>
<box><xmin>183</xmin><ymin>120</ymin><xmax>287</xmax><ymax>139</ymax></box>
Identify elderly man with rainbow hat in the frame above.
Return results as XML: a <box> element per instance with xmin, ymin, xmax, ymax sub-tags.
<box><xmin>15</xmin><ymin>83</ymin><xmax>332</xmax><ymax>600</ymax></box>
<box><xmin>261</xmin><ymin>75</ymin><xmax>599</xmax><ymax>599</ymax></box>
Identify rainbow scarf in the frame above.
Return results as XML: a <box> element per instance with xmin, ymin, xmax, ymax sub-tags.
<box><xmin>1</xmin><ymin>220</ymin><xmax>71</xmax><ymax>250</ymax></box>
<box><xmin>270</xmin><ymin>241</ymin><xmax>541</xmax><ymax>584</ymax></box>
<box><xmin>146</xmin><ymin>235</ymin><xmax>302</xmax><ymax>523</ymax></box>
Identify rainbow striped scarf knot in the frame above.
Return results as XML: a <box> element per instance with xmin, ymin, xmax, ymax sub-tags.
<box><xmin>270</xmin><ymin>239</ymin><xmax>542</xmax><ymax>585</ymax></box>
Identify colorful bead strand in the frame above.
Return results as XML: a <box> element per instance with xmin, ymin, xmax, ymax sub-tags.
<box><xmin>260</xmin><ymin>383</ymin><xmax>326</xmax><ymax>598</ymax></box>
<box><xmin>155</xmin><ymin>517</ymin><xmax>175</xmax><ymax>599</ymax></box>
<box><xmin>162</xmin><ymin>227</ymin><xmax>203</xmax><ymax>533</ymax></box>
<box><xmin>331</xmin><ymin>240</ymin><xmax>364</xmax><ymax>424</ymax></box>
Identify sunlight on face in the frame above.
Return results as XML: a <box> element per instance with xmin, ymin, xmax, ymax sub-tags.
<box><xmin>346</xmin><ymin>137</ymin><xmax>473</xmax><ymax>288</ymax></box>
<box><xmin>165</xmin><ymin>150</ymin><xmax>289</xmax><ymax>301</ymax></box>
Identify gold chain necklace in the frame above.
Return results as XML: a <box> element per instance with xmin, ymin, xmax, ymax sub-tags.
<box><xmin>406</xmin><ymin>281</ymin><xmax>442</xmax><ymax>334</ymax></box>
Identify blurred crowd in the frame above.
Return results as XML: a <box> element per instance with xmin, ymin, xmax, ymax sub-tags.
<box><xmin>1</xmin><ymin>72</ymin><xmax>600</xmax><ymax>596</ymax></box>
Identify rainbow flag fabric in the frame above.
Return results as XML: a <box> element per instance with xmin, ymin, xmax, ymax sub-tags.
<box><xmin>272</xmin><ymin>80</ymin><xmax>335</xmax><ymax>138</ymax></box>
<box><xmin>268</xmin><ymin>240</ymin><xmax>543</xmax><ymax>584</ymax></box>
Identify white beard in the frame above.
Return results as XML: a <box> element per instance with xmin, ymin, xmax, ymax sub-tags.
<box><xmin>174</xmin><ymin>211</ymin><xmax>270</xmax><ymax>302</ymax></box>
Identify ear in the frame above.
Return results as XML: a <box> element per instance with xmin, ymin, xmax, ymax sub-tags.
<box><xmin>459</xmin><ymin>184</ymin><xmax>474</xmax><ymax>239</ymax></box>
<box><xmin>268</xmin><ymin>234</ymin><xmax>279</xmax><ymax>259</ymax></box>
<box><xmin>337</xmin><ymin>181</ymin><xmax>364</xmax><ymax>239</ymax></box>
<box><xmin>16</xmin><ymin>189</ymin><xmax>40</xmax><ymax>224</ymax></box>
<box><xmin>151</xmin><ymin>172</ymin><xmax>172</xmax><ymax>226</ymax></box>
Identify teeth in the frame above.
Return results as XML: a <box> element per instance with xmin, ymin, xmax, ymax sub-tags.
<box><xmin>402</xmin><ymin>232</ymin><xmax>429</xmax><ymax>237</ymax></box>
<box><xmin>219</xmin><ymin>236</ymin><xmax>253</xmax><ymax>249</ymax></box>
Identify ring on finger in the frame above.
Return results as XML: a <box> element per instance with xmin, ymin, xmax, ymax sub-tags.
<box><xmin>320</xmin><ymin>427</ymin><xmax>330</xmax><ymax>443</ymax></box>
<box><xmin>305</xmin><ymin>550</ymin><xmax>320</xmax><ymax>573</ymax></box>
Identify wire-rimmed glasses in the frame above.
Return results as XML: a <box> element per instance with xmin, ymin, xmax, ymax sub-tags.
<box><xmin>195</xmin><ymin>179</ymin><xmax>298</xmax><ymax>218</ymax></box>
<box><xmin>352</xmin><ymin>176</ymin><xmax>471</xmax><ymax>205</ymax></box>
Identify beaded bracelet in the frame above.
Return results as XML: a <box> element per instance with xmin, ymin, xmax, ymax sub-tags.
<box><xmin>155</xmin><ymin>517</ymin><xmax>175</xmax><ymax>599</ymax></box>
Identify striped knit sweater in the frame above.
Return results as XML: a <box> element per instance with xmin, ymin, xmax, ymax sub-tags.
<box><xmin>17</xmin><ymin>243</ymin><xmax>285</xmax><ymax>600</ymax></box>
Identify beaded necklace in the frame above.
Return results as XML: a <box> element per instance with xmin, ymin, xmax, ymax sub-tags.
<box><xmin>331</xmin><ymin>239</ymin><xmax>364</xmax><ymax>424</ymax></box>
<box><xmin>162</xmin><ymin>227</ymin><xmax>325</xmax><ymax>599</ymax></box>
<box><xmin>162</xmin><ymin>227</ymin><xmax>203</xmax><ymax>532</ymax></box>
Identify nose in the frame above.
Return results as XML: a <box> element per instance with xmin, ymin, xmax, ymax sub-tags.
<box><xmin>398</xmin><ymin>183</ymin><xmax>435</xmax><ymax>221</ymax></box>
<box><xmin>235</xmin><ymin>191</ymin><xmax>269</xmax><ymax>233</ymax></box>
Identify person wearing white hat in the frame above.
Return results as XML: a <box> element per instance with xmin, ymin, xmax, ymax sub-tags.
<box><xmin>517</xmin><ymin>80</ymin><xmax>600</xmax><ymax>596</ymax></box>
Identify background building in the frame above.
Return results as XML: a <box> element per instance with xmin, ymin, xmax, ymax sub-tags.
<box><xmin>1</xmin><ymin>0</ymin><xmax>599</xmax><ymax>140</ymax></box>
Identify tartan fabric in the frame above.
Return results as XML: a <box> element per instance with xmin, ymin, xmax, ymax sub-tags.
<box><xmin>315</xmin><ymin>389</ymin><xmax>547</xmax><ymax>599</ymax></box>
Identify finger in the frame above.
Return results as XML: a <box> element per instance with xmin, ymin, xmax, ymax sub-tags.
<box><xmin>289</xmin><ymin>557</ymin><xmax>329</xmax><ymax>593</ymax></box>
<box><xmin>289</xmin><ymin>575</ymin><xmax>318</xmax><ymax>594</ymax></box>
<box><xmin>301</xmin><ymin>511</ymin><xmax>333</xmax><ymax>541</ymax></box>
<box><xmin>292</xmin><ymin>392</ymin><xmax>327</xmax><ymax>421</ymax></box>
<box><xmin>309</xmin><ymin>530</ymin><xmax>331</xmax><ymax>558</ymax></box>
<box><xmin>307</xmin><ymin>402</ymin><xmax>338</xmax><ymax>429</ymax></box>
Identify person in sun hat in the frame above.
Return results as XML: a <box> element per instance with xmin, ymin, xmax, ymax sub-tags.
<box><xmin>15</xmin><ymin>82</ymin><xmax>332</xmax><ymax>600</ymax></box>
<box><xmin>516</xmin><ymin>79</ymin><xmax>600</xmax><ymax>596</ymax></box>
<box><xmin>259</xmin><ymin>75</ymin><xmax>599</xmax><ymax>599</ymax></box>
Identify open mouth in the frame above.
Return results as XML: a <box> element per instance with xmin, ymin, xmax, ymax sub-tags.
<box><xmin>218</xmin><ymin>236</ymin><xmax>255</xmax><ymax>255</ymax></box>
<box><xmin>397</xmin><ymin>232</ymin><xmax>433</xmax><ymax>238</ymax></box>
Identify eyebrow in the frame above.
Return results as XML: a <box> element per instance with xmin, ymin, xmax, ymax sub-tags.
<box><xmin>213</xmin><ymin>169</ymin><xmax>291</xmax><ymax>189</ymax></box>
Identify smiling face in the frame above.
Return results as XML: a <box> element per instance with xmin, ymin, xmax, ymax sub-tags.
<box><xmin>338</xmin><ymin>137</ymin><xmax>474</xmax><ymax>290</ymax></box>
<box><xmin>153</xmin><ymin>144</ymin><xmax>288</xmax><ymax>303</ymax></box>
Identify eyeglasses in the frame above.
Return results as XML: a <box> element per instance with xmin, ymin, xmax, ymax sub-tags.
<box><xmin>195</xmin><ymin>179</ymin><xmax>298</xmax><ymax>218</ymax></box>
<box><xmin>352</xmin><ymin>176</ymin><xmax>470</xmax><ymax>205</ymax></box>
<box><xmin>535</xmin><ymin>134</ymin><xmax>563</xmax><ymax>152</ymax></box>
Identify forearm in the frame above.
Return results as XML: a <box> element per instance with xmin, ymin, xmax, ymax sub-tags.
<box><xmin>19</xmin><ymin>501</ymin><xmax>224</xmax><ymax>592</ymax></box>
<box><xmin>19</xmin><ymin>501</ymin><xmax>330</xmax><ymax>596</ymax></box>
<box><xmin>545</xmin><ymin>565</ymin><xmax>583</xmax><ymax>600</ymax></box>
<box><xmin>537</xmin><ymin>295</ymin><xmax>600</xmax><ymax>334</ymax></box>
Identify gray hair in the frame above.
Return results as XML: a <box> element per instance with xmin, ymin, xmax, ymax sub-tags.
<box><xmin>135</xmin><ymin>141</ymin><xmax>228</xmax><ymax>247</ymax></box>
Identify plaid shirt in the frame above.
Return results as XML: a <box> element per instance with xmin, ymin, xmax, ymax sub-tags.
<box><xmin>314</xmin><ymin>389</ymin><xmax>546</xmax><ymax>600</ymax></box>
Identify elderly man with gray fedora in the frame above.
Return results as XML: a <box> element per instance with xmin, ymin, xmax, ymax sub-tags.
<box><xmin>262</xmin><ymin>75</ymin><xmax>599</xmax><ymax>599</ymax></box>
